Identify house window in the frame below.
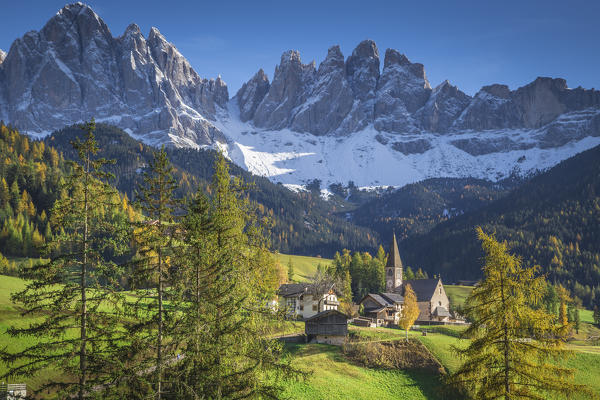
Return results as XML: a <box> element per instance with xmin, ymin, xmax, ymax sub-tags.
<box><xmin>312</xmin><ymin>304</ymin><xmax>317</xmax><ymax>311</ymax></box>
<box><xmin>299</xmin><ymin>304</ymin><xmax>304</xmax><ymax>311</ymax></box>
<box><xmin>439</xmin><ymin>301</ymin><xmax>442</xmax><ymax>306</ymax></box>
<box><xmin>439</xmin><ymin>287</ymin><xmax>442</xmax><ymax>295</ymax></box>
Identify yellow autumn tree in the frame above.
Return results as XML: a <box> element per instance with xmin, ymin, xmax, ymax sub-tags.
<box><xmin>398</xmin><ymin>283</ymin><xmax>420</xmax><ymax>341</ymax></box>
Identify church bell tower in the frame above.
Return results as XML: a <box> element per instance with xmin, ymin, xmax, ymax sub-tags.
<box><xmin>385</xmin><ymin>232</ymin><xmax>403</xmax><ymax>292</ymax></box>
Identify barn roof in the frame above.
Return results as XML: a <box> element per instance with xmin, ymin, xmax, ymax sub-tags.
<box><xmin>305</xmin><ymin>309</ymin><xmax>348</xmax><ymax>322</ymax></box>
<box><xmin>403</xmin><ymin>279</ymin><xmax>441</xmax><ymax>302</ymax></box>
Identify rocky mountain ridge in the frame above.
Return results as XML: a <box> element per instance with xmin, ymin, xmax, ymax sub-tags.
<box><xmin>0</xmin><ymin>2</ymin><xmax>227</xmax><ymax>146</ymax></box>
<box><xmin>237</xmin><ymin>40</ymin><xmax>600</xmax><ymax>137</ymax></box>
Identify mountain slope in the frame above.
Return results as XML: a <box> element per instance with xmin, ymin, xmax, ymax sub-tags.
<box><xmin>348</xmin><ymin>177</ymin><xmax>521</xmax><ymax>240</ymax></box>
<box><xmin>399</xmin><ymin>144</ymin><xmax>600</xmax><ymax>307</ymax></box>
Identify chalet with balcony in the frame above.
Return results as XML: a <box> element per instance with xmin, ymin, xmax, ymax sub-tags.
<box><xmin>278</xmin><ymin>283</ymin><xmax>339</xmax><ymax>320</ymax></box>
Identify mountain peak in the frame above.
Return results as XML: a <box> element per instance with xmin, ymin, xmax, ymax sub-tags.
<box><xmin>54</xmin><ymin>2</ymin><xmax>102</xmax><ymax>26</ymax></box>
<box><xmin>148</xmin><ymin>26</ymin><xmax>166</xmax><ymax>42</ymax></box>
<box><xmin>0</xmin><ymin>49</ymin><xmax>6</xmax><ymax>64</ymax></box>
<box><xmin>0</xmin><ymin>2</ymin><xmax>228</xmax><ymax>146</ymax></box>
<box><xmin>383</xmin><ymin>48</ymin><xmax>410</xmax><ymax>68</ymax></box>
<box><xmin>123</xmin><ymin>23</ymin><xmax>142</xmax><ymax>36</ymax></box>
<box><xmin>350</xmin><ymin>39</ymin><xmax>379</xmax><ymax>60</ymax></box>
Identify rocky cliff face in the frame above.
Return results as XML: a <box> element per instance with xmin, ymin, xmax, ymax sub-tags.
<box><xmin>251</xmin><ymin>50</ymin><xmax>316</xmax><ymax>130</ymax></box>
<box><xmin>234</xmin><ymin>69</ymin><xmax>270</xmax><ymax>122</ymax></box>
<box><xmin>237</xmin><ymin>41</ymin><xmax>600</xmax><ymax>143</ymax></box>
<box><xmin>0</xmin><ymin>2</ymin><xmax>227</xmax><ymax>146</ymax></box>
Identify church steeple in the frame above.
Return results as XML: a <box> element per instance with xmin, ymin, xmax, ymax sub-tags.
<box><xmin>385</xmin><ymin>232</ymin><xmax>403</xmax><ymax>291</ymax></box>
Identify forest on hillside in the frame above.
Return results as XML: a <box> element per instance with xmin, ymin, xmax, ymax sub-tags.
<box><xmin>401</xmin><ymin>144</ymin><xmax>600</xmax><ymax>308</ymax></box>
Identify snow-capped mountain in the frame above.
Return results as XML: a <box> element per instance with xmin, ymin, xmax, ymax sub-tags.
<box><xmin>1</xmin><ymin>3</ymin><xmax>599</xmax><ymax>190</ymax></box>
<box><xmin>0</xmin><ymin>2</ymin><xmax>227</xmax><ymax>146</ymax></box>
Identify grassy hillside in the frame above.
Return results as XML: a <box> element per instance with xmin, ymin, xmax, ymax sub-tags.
<box><xmin>444</xmin><ymin>285</ymin><xmax>474</xmax><ymax>308</ymax></box>
<box><xmin>276</xmin><ymin>253</ymin><xmax>331</xmax><ymax>282</ymax></box>
<box><xmin>282</xmin><ymin>343</ymin><xmax>443</xmax><ymax>400</ymax></box>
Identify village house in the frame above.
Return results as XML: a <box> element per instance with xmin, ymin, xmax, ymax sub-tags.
<box><xmin>278</xmin><ymin>283</ymin><xmax>339</xmax><ymax>320</ymax></box>
<box><xmin>305</xmin><ymin>309</ymin><xmax>348</xmax><ymax>345</ymax></box>
<box><xmin>360</xmin><ymin>292</ymin><xmax>404</xmax><ymax>327</ymax></box>
<box><xmin>359</xmin><ymin>233</ymin><xmax>452</xmax><ymax>326</ymax></box>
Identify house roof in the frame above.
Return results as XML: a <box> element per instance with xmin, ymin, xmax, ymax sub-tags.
<box><xmin>433</xmin><ymin>306</ymin><xmax>451</xmax><ymax>317</ymax></box>
<box><xmin>380</xmin><ymin>292</ymin><xmax>404</xmax><ymax>304</ymax></box>
<box><xmin>278</xmin><ymin>283</ymin><xmax>309</xmax><ymax>297</ymax></box>
<box><xmin>386</xmin><ymin>233</ymin><xmax>403</xmax><ymax>269</ymax></box>
<box><xmin>403</xmin><ymin>279</ymin><xmax>441</xmax><ymax>302</ymax></box>
<box><xmin>305</xmin><ymin>309</ymin><xmax>348</xmax><ymax>322</ymax></box>
<box><xmin>365</xmin><ymin>293</ymin><xmax>393</xmax><ymax>307</ymax></box>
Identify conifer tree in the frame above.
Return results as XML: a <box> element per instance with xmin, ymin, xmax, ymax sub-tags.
<box><xmin>119</xmin><ymin>147</ymin><xmax>181</xmax><ymax>399</ymax></box>
<box><xmin>398</xmin><ymin>283</ymin><xmax>420</xmax><ymax>341</ymax></box>
<box><xmin>593</xmin><ymin>306</ymin><xmax>600</xmax><ymax>327</ymax></box>
<box><xmin>171</xmin><ymin>152</ymin><xmax>298</xmax><ymax>399</ymax></box>
<box><xmin>0</xmin><ymin>120</ymin><xmax>127</xmax><ymax>399</ymax></box>
<box><xmin>448</xmin><ymin>227</ymin><xmax>592</xmax><ymax>399</ymax></box>
<box><xmin>0</xmin><ymin>177</ymin><xmax>9</xmax><ymax>206</ymax></box>
<box><xmin>557</xmin><ymin>285</ymin><xmax>572</xmax><ymax>328</ymax></box>
<box><xmin>287</xmin><ymin>257</ymin><xmax>295</xmax><ymax>282</ymax></box>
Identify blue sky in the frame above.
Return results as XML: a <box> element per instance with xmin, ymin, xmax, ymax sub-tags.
<box><xmin>1</xmin><ymin>0</ymin><xmax>598</xmax><ymax>96</ymax></box>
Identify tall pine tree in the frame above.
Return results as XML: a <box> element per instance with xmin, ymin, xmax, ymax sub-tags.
<box><xmin>119</xmin><ymin>147</ymin><xmax>181</xmax><ymax>399</ymax></box>
<box><xmin>170</xmin><ymin>152</ymin><xmax>298</xmax><ymax>399</ymax></box>
<box><xmin>0</xmin><ymin>120</ymin><xmax>128</xmax><ymax>399</ymax></box>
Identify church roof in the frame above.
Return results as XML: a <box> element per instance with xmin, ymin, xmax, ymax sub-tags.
<box><xmin>403</xmin><ymin>279</ymin><xmax>441</xmax><ymax>302</ymax></box>
<box><xmin>386</xmin><ymin>233</ymin><xmax>403</xmax><ymax>269</ymax></box>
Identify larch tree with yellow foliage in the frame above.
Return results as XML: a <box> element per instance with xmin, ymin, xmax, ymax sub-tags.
<box><xmin>448</xmin><ymin>227</ymin><xmax>593</xmax><ymax>400</ymax></box>
<box><xmin>398</xmin><ymin>283</ymin><xmax>420</xmax><ymax>341</ymax></box>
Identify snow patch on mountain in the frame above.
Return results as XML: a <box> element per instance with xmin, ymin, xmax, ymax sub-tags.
<box><xmin>214</xmin><ymin>100</ymin><xmax>600</xmax><ymax>189</ymax></box>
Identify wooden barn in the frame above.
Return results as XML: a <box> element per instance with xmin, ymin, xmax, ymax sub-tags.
<box><xmin>304</xmin><ymin>309</ymin><xmax>348</xmax><ymax>345</ymax></box>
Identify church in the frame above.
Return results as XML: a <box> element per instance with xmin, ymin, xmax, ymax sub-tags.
<box><xmin>359</xmin><ymin>233</ymin><xmax>451</xmax><ymax>327</ymax></box>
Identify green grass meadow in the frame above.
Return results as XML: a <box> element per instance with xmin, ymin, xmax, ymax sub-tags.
<box><xmin>275</xmin><ymin>253</ymin><xmax>331</xmax><ymax>282</ymax></box>
<box><xmin>281</xmin><ymin>343</ymin><xmax>444</xmax><ymax>400</ymax></box>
